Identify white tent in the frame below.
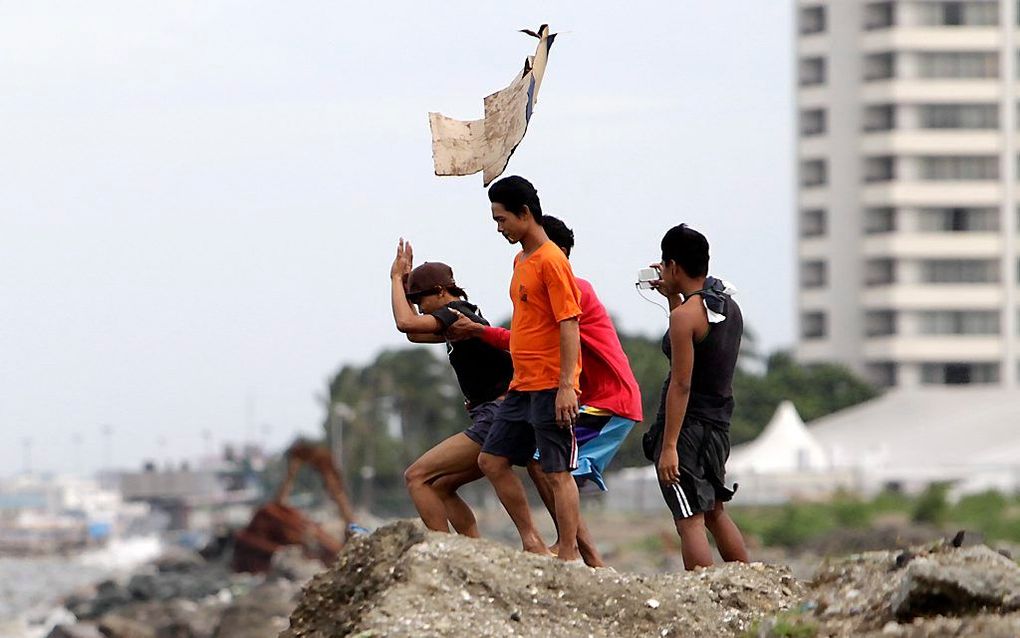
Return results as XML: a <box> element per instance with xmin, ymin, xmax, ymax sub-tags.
<box><xmin>728</xmin><ymin>401</ymin><xmax>829</xmax><ymax>474</ymax></box>
<box><xmin>807</xmin><ymin>386</ymin><xmax>1020</xmax><ymax>495</ymax></box>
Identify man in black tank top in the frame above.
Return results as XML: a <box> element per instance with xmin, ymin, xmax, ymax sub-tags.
<box><xmin>643</xmin><ymin>224</ymin><xmax>749</xmax><ymax>570</ymax></box>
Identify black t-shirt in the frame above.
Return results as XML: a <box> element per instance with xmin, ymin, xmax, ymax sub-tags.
<box><xmin>430</xmin><ymin>300</ymin><xmax>513</xmax><ymax>405</ymax></box>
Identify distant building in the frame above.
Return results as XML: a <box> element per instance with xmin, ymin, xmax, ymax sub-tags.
<box><xmin>795</xmin><ymin>0</ymin><xmax>1020</xmax><ymax>388</ymax></box>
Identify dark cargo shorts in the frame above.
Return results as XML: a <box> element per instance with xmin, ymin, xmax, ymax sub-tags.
<box><xmin>481</xmin><ymin>390</ymin><xmax>578</xmax><ymax>473</ymax></box>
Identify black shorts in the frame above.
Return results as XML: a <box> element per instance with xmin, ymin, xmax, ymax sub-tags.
<box><xmin>463</xmin><ymin>399</ymin><xmax>502</xmax><ymax>445</ymax></box>
<box><xmin>652</xmin><ymin>417</ymin><xmax>735</xmax><ymax>520</ymax></box>
<box><xmin>481</xmin><ymin>390</ymin><xmax>577</xmax><ymax>473</ymax></box>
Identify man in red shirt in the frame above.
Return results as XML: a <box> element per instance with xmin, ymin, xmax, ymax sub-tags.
<box><xmin>450</xmin><ymin>215</ymin><xmax>643</xmax><ymax>566</ymax></box>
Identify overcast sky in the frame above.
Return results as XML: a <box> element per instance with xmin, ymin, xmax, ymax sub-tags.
<box><xmin>0</xmin><ymin>1</ymin><xmax>794</xmax><ymax>477</ymax></box>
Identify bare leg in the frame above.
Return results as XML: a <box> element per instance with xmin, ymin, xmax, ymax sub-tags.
<box><xmin>404</xmin><ymin>433</ymin><xmax>482</xmax><ymax>533</ymax></box>
<box><xmin>478</xmin><ymin>453</ymin><xmax>550</xmax><ymax>555</ymax></box>
<box><xmin>704</xmin><ymin>501</ymin><xmax>749</xmax><ymax>563</ymax></box>
<box><xmin>526</xmin><ymin>461</ymin><xmax>559</xmax><ymax>546</ymax></box>
<box><xmin>575</xmin><ymin>517</ymin><xmax>605</xmax><ymax>568</ymax></box>
<box><xmin>675</xmin><ymin>514</ymin><xmax>714</xmax><ymax>570</ymax></box>
<box><xmin>432</xmin><ymin>468</ymin><xmax>485</xmax><ymax>538</ymax></box>
<box><xmin>528</xmin><ymin>461</ymin><xmax>604</xmax><ymax>567</ymax></box>
<box><xmin>545</xmin><ymin>470</ymin><xmax>582</xmax><ymax>562</ymax></box>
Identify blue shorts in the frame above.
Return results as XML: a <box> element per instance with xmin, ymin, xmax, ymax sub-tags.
<box><xmin>534</xmin><ymin>408</ymin><xmax>636</xmax><ymax>491</ymax></box>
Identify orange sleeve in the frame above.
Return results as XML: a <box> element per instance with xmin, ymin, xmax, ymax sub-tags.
<box><xmin>542</xmin><ymin>252</ymin><xmax>582</xmax><ymax>323</ymax></box>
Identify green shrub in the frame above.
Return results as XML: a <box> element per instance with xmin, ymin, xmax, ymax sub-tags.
<box><xmin>953</xmin><ymin>490</ymin><xmax>1007</xmax><ymax>526</ymax></box>
<box><xmin>912</xmin><ymin>483</ymin><xmax>950</xmax><ymax>524</ymax></box>
<box><xmin>831</xmin><ymin>492</ymin><xmax>872</xmax><ymax>529</ymax></box>
<box><xmin>744</xmin><ymin>613</ymin><xmax>818</xmax><ymax>638</ymax></box>
<box><xmin>763</xmin><ymin>503</ymin><xmax>835</xmax><ymax>548</ymax></box>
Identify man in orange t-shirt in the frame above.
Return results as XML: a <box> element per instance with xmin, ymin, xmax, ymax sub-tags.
<box><xmin>477</xmin><ymin>175</ymin><xmax>587</xmax><ymax>563</ymax></box>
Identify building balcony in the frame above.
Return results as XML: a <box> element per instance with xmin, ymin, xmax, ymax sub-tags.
<box><xmin>861</xmin><ymin>283</ymin><xmax>1002</xmax><ymax>309</ymax></box>
<box><xmin>862</xmin><ymin>181</ymin><xmax>1002</xmax><ymax>207</ymax></box>
<box><xmin>861</xmin><ymin>27</ymin><xmax>1000</xmax><ymax>52</ymax></box>
<box><xmin>795</xmin><ymin>339</ymin><xmax>836</xmax><ymax>364</ymax></box>
<box><xmin>798</xmin><ymin>136</ymin><xmax>830</xmax><ymax>156</ymax></box>
<box><xmin>797</xmin><ymin>85</ymin><xmax>831</xmax><ymax>108</ymax></box>
<box><xmin>796</xmin><ymin>34</ymin><xmax>830</xmax><ymax>57</ymax></box>
<box><xmin>798</xmin><ymin>237</ymin><xmax>838</xmax><ymax>259</ymax></box>
<box><xmin>862</xmin><ymin>79</ymin><xmax>1000</xmax><ymax>104</ymax></box>
<box><xmin>862</xmin><ymin>232</ymin><xmax>1001</xmax><ymax>258</ymax></box>
<box><xmin>861</xmin><ymin>130</ymin><xmax>1000</xmax><ymax>155</ymax></box>
<box><xmin>863</xmin><ymin>335</ymin><xmax>1003</xmax><ymax>362</ymax></box>
<box><xmin>797</xmin><ymin>187</ymin><xmax>831</xmax><ymax>209</ymax></box>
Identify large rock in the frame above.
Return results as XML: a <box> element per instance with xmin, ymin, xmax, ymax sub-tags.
<box><xmin>282</xmin><ymin>521</ymin><xmax>802</xmax><ymax>638</ymax></box>
<box><xmin>269</xmin><ymin>546</ymin><xmax>326</xmax><ymax>584</ymax></box>
<box><xmin>153</xmin><ymin>547</ymin><xmax>207</xmax><ymax>574</ymax></box>
<box><xmin>98</xmin><ymin>599</ymin><xmax>225</xmax><ymax>638</ymax></box>
<box><xmin>45</xmin><ymin>624</ymin><xmax>104</xmax><ymax>638</ymax></box>
<box><xmin>891</xmin><ymin>545</ymin><xmax>1020</xmax><ymax>620</ymax></box>
<box><xmin>793</xmin><ymin>539</ymin><xmax>1020</xmax><ymax>637</ymax></box>
<box><xmin>97</xmin><ymin>615</ymin><xmax>155</xmax><ymax>638</ymax></box>
<box><xmin>213</xmin><ymin>580</ymin><xmax>300</xmax><ymax>638</ymax></box>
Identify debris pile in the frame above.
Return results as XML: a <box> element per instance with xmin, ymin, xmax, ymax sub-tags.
<box><xmin>283</xmin><ymin>521</ymin><xmax>803</xmax><ymax>638</ymax></box>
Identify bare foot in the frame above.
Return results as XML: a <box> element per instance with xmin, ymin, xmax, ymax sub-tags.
<box><xmin>524</xmin><ymin>542</ymin><xmax>554</xmax><ymax>557</ymax></box>
<box><xmin>556</xmin><ymin>544</ymin><xmax>581</xmax><ymax>562</ymax></box>
<box><xmin>522</xmin><ymin>533</ymin><xmax>553</xmax><ymax>556</ymax></box>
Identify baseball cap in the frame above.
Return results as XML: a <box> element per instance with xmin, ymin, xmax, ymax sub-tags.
<box><xmin>406</xmin><ymin>262</ymin><xmax>457</xmax><ymax>298</ymax></box>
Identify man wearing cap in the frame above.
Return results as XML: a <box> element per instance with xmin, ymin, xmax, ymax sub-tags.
<box><xmin>389</xmin><ymin>239</ymin><xmax>513</xmax><ymax>537</ymax></box>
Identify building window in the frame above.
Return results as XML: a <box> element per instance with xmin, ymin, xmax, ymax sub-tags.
<box><xmin>864</xmin><ymin>53</ymin><xmax>896</xmax><ymax>81</ymax></box>
<box><xmin>800</xmin><ymin>108</ymin><xmax>827</xmax><ymax>137</ymax></box>
<box><xmin>863</xmin><ymin>104</ymin><xmax>897</xmax><ymax>131</ymax></box>
<box><xmin>801</xmin><ymin>311</ymin><xmax>827</xmax><ymax>339</ymax></box>
<box><xmin>801</xmin><ymin>209</ymin><xmax>827</xmax><ymax>237</ymax></box>
<box><xmin>865</xmin><ymin>207</ymin><xmax>896</xmax><ymax>234</ymax></box>
<box><xmin>866</xmin><ymin>362</ymin><xmax>898</xmax><ymax>387</ymax></box>
<box><xmin>919</xmin><ymin>310</ymin><xmax>1001</xmax><ymax>335</ymax></box>
<box><xmin>921</xmin><ymin>362</ymin><xmax>999</xmax><ymax>385</ymax></box>
<box><xmin>801</xmin><ymin>260</ymin><xmax>828</xmax><ymax>288</ymax></box>
<box><xmin>917</xmin><ymin>1</ymin><xmax>999</xmax><ymax>27</ymax></box>
<box><xmin>799</xmin><ymin>57</ymin><xmax>827</xmax><ymax>86</ymax></box>
<box><xmin>919</xmin><ymin>207</ymin><xmax>999</xmax><ymax>232</ymax></box>
<box><xmin>800</xmin><ymin>159</ymin><xmax>828</xmax><ymax>187</ymax></box>
<box><xmin>799</xmin><ymin>5</ymin><xmax>826</xmax><ymax>35</ymax></box>
<box><xmin>864</xmin><ymin>2</ymin><xmax>896</xmax><ymax>30</ymax></box>
<box><xmin>920</xmin><ymin>259</ymin><xmax>1000</xmax><ymax>283</ymax></box>
<box><xmin>864</xmin><ymin>156</ymin><xmax>896</xmax><ymax>182</ymax></box>
<box><xmin>920</xmin><ymin>156</ymin><xmax>999</xmax><ymax>180</ymax></box>
<box><xmin>865</xmin><ymin>310</ymin><xmax>897</xmax><ymax>336</ymax></box>
<box><xmin>865</xmin><ymin>258</ymin><xmax>896</xmax><ymax>286</ymax></box>
<box><xmin>919</xmin><ymin>104</ymin><xmax>998</xmax><ymax>129</ymax></box>
<box><xmin>918</xmin><ymin>52</ymin><xmax>999</xmax><ymax>79</ymax></box>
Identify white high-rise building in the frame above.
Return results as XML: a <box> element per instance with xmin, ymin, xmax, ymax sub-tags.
<box><xmin>795</xmin><ymin>0</ymin><xmax>1020</xmax><ymax>388</ymax></box>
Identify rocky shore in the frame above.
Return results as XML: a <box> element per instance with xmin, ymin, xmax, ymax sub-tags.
<box><xmin>46</xmin><ymin>521</ymin><xmax>1020</xmax><ymax>638</ymax></box>
<box><xmin>46</xmin><ymin>543</ymin><xmax>323</xmax><ymax>638</ymax></box>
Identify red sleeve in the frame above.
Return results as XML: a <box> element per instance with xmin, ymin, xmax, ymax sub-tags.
<box><xmin>479</xmin><ymin>326</ymin><xmax>511</xmax><ymax>350</ymax></box>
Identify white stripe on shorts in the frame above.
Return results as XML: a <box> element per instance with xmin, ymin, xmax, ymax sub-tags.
<box><xmin>671</xmin><ymin>482</ymin><xmax>692</xmax><ymax>518</ymax></box>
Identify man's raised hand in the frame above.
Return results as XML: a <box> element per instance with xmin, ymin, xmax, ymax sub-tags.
<box><xmin>390</xmin><ymin>238</ymin><xmax>413</xmax><ymax>280</ymax></box>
